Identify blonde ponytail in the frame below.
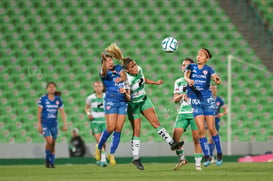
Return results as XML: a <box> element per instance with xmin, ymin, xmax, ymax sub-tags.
<box><xmin>105</xmin><ymin>43</ymin><xmax>124</xmax><ymax>61</ymax></box>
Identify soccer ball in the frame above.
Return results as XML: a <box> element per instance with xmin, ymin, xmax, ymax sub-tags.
<box><xmin>161</xmin><ymin>37</ymin><xmax>178</xmax><ymax>53</ymax></box>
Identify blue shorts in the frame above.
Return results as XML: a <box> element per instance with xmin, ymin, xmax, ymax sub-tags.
<box><xmin>104</xmin><ymin>101</ymin><xmax>128</xmax><ymax>115</ymax></box>
<box><xmin>190</xmin><ymin>96</ymin><xmax>216</xmax><ymax>117</ymax></box>
<box><xmin>42</xmin><ymin>126</ymin><xmax>58</xmax><ymax>139</ymax></box>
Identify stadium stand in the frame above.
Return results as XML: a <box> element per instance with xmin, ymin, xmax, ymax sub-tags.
<box><xmin>251</xmin><ymin>0</ymin><xmax>273</xmax><ymax>27</ymax></box>
<box><xmin>0</xmin><ymin>0</ymin><xmax>272</xmax><ymax>144</ymax></box>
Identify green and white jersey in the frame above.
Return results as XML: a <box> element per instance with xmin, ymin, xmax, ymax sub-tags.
<box><xmin>174</xmin><ymin>77</ymin><xmax>193</xmax><ymax>116</ymax></box>
<box><xmin>85</xmin><ymin>93</ymin><xmax>105</xmax><ymax>123</ymax></box>
<box><xmin>126</xmin><ymin>66</ymin><xmax>146</xmax><ymax>104</ymax></box>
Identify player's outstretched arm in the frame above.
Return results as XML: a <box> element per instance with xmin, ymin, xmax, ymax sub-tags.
<box><xmin>145</xmin><ymin>78</ymin><xmax>163</xmax><ymax>85</ymax></box>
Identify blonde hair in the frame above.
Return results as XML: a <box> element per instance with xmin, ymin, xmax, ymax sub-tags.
<box><xmin>105</xmin><ymin>43</ymin><xmax>124</xmax><ymax>61</ymax></box>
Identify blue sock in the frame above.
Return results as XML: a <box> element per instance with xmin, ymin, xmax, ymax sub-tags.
<box><xmin>199</xmin><ymin>137</ymin><xmax>209</xmax><ymax>156</ymax></box>
<box><xmin>45</xmin><ymin>150</ymin><xmax>51</xmax><ymax>161</ymax></box>
<box><xmin>98</xmin><ymin>130</ymin><xmax>111</xmax><ymax>150</ymax></box>
<box><xmin>110</xmin><ymin>132</ymin><xmax>121</xmax><ymax>154</ymax></box>
<box><xmin>50</xmin><ymin>153</ymin><xmax>55</xmax><ymax>164</ymax></box>
<box><xmin>212</xmin><ymin>134</ymin><xmax>222</xmax><ymax>154</ymax></box>
<box><xmin>208</xmin><ymin>143</ymin><xmax>214</xmax><ymax>157</ymax></box>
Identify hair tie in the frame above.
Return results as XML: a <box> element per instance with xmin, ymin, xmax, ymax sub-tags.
<box><xmin>200</xmin><ymin>49</ymin><xmax>209</xmax><ymax>58</ymax></box>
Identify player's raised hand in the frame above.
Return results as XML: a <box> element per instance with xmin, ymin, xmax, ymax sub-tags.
<box><xmin>213</xmin><ymin>75</ymin><xmax>221</xmax><ymax>85</ymax></box>
<box><xmin>119</xmin><ymin>87</ymin><xmax>126</xmax><ymax>93</ymax></box>
<box><xmin>155</xmin><ymin>80</ymin><xmax>164</xmax><ymax>85</ymax></box>
<box><xmin>188</xmin><ymin>79</ymin><xmax>195</xmax><ymax>87</ymax></box>
<box><xmin>115</xmin><ymin>77</ymin><xmax>122</xmax><ymax>83</ymax></box>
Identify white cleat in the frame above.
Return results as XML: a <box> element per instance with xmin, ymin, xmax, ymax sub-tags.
<box><xmin>195</xmin><ymin>165</ymin><xmax>202</xmax><ymax>171</ymax></box>
<box><xmin>211</xmin><ymin>157</ymin><xmax>216</xmax><ymax>163</ymax></box>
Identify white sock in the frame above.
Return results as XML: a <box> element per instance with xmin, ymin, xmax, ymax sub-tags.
<box><xmin>156</xmin><ymin>127</ymin><xmax>174</xmax><ymax>144</ymax></box>
<box><xmin>195</xmin><ymin>153</ymin><xmax>203</xmax><ymax>166</ymax></box>
<box><xmin>131</xmin><ymin>137</ymin><xmax>140</xmax><ymax>160</ymax></box>
<box><xmin>101</xmin><ymin>150</ymin><xmax>106</xmax><ymax>162</ymax></box>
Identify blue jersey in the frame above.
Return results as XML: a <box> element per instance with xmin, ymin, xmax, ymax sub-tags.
<box><xmin>186</xmin><ymin>63</ymin><xmax>216</xmax><ymax>99</ymax></box>
<box><xmin>100</xmin><ymin>64</ymin><xmax>127</xmax><ymax>102</ymax></box>
<box><xmin>38</xmin><ymin>94</ymin><xmax>63</xmax><ymax>128</ymax></box>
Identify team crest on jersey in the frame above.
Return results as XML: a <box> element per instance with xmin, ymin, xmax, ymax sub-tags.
<box><xmin>106</xmin><ymin>105</ymin><xmax>111</xmax><ymax>110</ymax></box>
<box><xmin>56</xmin><ymin>101</ymin><xmax>60</xmax><ymax>105</ymax></box>
<box><xmin>203</xmin><ymin>70</ymin><xmax>208</xmax><ymax>75</ymax></box>
<box><xmin>216</xmin><ymin>102</ymin><xmax>220</xmax><ymax>106</ymax></box>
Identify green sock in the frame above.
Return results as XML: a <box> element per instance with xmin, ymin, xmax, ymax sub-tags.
<box><xmin>176</xmin><ymin>149</ymin><xmax>184</xmax><ymax>156</ymax></box>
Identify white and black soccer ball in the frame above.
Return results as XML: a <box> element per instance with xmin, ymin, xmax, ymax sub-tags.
<box><xmin>161</xmin><ymin>37</ymin><xmax>178</xmax><ymax>53</ymax></box>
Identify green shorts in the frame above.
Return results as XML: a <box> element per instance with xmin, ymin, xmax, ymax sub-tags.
<box><xmin>90</xmin><ymin>121</ymin><xmax>106</xmax><ymax>135</ymax></box>
<box><xmin>127</xmin><ymin>96</ymin><xmax>154</xmax><ymax>120</ymax></box>
<box><xmin>173</xmin><ymin>113</ymin><xmax>198</xmax><ymax>132</ymax></box>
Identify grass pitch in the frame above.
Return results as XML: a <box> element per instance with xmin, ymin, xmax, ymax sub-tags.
<box><xmin>0</xmin><ymin>162</ymin><xmax>272</xmax><ymax>181</ymax></box>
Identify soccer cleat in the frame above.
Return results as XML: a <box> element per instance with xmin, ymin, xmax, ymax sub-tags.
<box><xmin>95</xmin><ymin>144</ymin><xmax>101</xmax><ymax>161</ymax></box>
<box><xmin>210</xmin><ymin>156</ymin><xmax>216</xmax><ymax>163</ymax></box>
<box><xmin>132</xmin><ymin>159</ymin><xmax>144</xmax><ymax>170</ymax></box>
<box><xmin>50</xmin><ymin>163</ymin><xmax>56</xmax><ymax>168</ymax></box>
<box><xmin>170</xmin><ymin>141</ymin><xmax>184</xmax><ymax>151</ymax></box>
<box><xmin>195</xmin><ymin>165</ymin><xmax>202</xmax><ymax>171</ymax></box>
<box><xmin>96</xmin><ymin>161</ymin><xmax>100</xmax><ymax>166</ymax></box>
<box><xmin>45</xmin><ymin>160</ymin><xmax>50</xmax><ymax>168</ymax></box>
<box><xmin>203</xmin><ymin>155</ymin><xmax>211</xmax><ymax>167</ymax></box>
<box><xmin>107</xmin><ymin>154</ymin><xmax>116</xmax><ymax>165</ymax></box>
<box><xmin>216</xmin><ymin>159</ymin><xmax>223</xmax><ymax>166</ymax></box>
<box><xmin>173</xmin><ymin>159</ymin><xmax>188</xmax><ymax>170</ymax></box>
<box><xmin>99</xmin><ymin>161</ymin><xmax>108</xmax><ymax>167</ymax></box>
<box><xmin>215</xmin><ymin>153</ymin><xmax>223</xmax><ymax>166</ymax></box>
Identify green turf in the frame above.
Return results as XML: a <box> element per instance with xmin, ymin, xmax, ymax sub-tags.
<box><xmin>0</xmin><ymin>163</ymin><xmax>272</xmax><ymax>181</ymax></box>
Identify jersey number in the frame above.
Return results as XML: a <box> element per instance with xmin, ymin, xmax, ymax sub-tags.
<box><xmin>97</xmin><ymin>103</ymin><xmax>103</xmax><ymax>108</ymax></box>
<box><xmin>138</xmin><ymin>78</ymin><xmax>144</xmax><ymax>87</ymax></box>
